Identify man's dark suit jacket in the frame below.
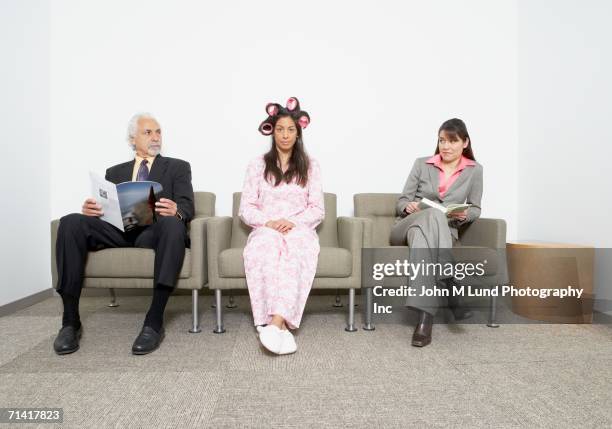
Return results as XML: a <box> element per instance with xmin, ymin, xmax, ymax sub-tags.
<box><xmin>105</xmin><ymin>154</ymin><xmax>195</xmax><ymax>223</ymax></box>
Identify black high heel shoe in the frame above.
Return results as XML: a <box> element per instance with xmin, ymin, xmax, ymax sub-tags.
<box><xmin>412</xmin><ymin>310</ymin><xmax>433</xmax><ymax>347</ymax></box>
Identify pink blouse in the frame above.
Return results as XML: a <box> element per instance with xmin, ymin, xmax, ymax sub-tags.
<box><xmin>426</xmin><ymin>154</ymin><xmax>476</xmax><ymax>198</ymax></box>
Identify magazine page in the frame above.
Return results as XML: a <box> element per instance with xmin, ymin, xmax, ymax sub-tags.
<box><xmin>446</xmin><ymin>203</ymin><xmax>471</xmax><ymax>214</ymax></box>
<box><xmin>89</xmin><ymin>172</ymin><xmax>124</xmax><ymax>231</ymax></box>
<box><xmin>419</xmin><ymin>197</ymin><xmax>447</xmax><ymax>212</ymax></box>
<box><xmin>116</xmin><ymin>181</ymin><xmax>163</xmax><ymax>231</ymax></box>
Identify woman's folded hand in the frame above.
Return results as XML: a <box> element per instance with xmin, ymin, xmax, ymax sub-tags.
<box><xmin>448</xmin><ymin>210</ymin><xmax>467</xmax><ymax>221</ymax></box>
<box><xmin>404</xmin><ymin>202</ymin><xmax>421</xmax><ymax>214</ymax></box>
<box><xmin>265</xmin><ymin>219</ymin><xmax>296</xmax><ymax>234</ymax></box>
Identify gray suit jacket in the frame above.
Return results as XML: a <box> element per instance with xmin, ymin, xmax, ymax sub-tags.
<box><xmin>396</xmin><ymin>156</ymin><xmax>483</xmax><ymax>239</ymax></box>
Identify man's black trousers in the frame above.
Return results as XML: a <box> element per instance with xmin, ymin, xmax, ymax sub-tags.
<box><xmin>56</xmin><ymin>213</ymin><xmax>188</xmax><ymax>297</ymax></box>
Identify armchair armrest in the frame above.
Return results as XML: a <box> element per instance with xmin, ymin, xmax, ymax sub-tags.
<box><xmin>187</xmin><ymin>217</ymin><xmax>209</xmax><ymax>286</ymax></box>
<box><xmin>352</xmin><ymin>217</ymin><xmax>373</xmax><ymax>248</ymax></box>
<box><xmin>206</xmin><ymin>216</ymin><xmax>233</xmax><ymax>284</ymax></box>
<box><xmin>51</xmin><ymin>219</ymin><xmax>60</xmax><ymax>289</ymax></box>
<box><xmin>338</xmin><ymin>217</ymin><xmax>366</xmax><ymax>279</ymax></box>
<box><xmin>459</xmin><ymin>217</ymin><xmax>508</xmax><ymax>285</ymax></box>
<box><xmin>459</xmin><ymin>218</ymin><xmax>506</xmax><ymax>249</ymax></box>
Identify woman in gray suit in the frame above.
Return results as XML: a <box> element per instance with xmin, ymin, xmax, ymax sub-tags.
<box><xmin>390</xmin><ymin>118</ymin><xmax>483</xmax><ymax>347</ymax></box>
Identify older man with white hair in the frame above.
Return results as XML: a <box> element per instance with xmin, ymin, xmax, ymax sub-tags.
<box><xmin>53</xmin><ymin>113</ymin><xmax>195</xmax><ymax>355</ymax></box>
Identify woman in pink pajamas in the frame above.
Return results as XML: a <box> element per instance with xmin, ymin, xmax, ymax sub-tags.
<box><xmin>239</xmin><ymin>97</ymin><xmax>324</xmax><ymax>355</ymax></box>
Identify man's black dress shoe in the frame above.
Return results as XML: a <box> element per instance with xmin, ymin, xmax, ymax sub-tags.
<box><xmin>53</xmin><ymin>325</ymin><xmax>82</xmax><ymax>355</ymax></box>
<box><xmin>132</xmin><ymin>326</ymin><xmax>164</xmax><ymax>355</ymax></box>
<box><xmin>412</xmin><ymin>310</ymin><xmax>433</xmax><ymax>347</ymax></box>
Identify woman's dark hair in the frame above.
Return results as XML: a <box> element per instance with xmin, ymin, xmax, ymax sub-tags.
<box><xmin>434</xmin><ymin>118</ymin><xmax>475</xmax><ymax>161</ymax></box>
<box><xmin>263</xmin><ymin>110</ymin><xmax>309</xmax><ymax>187</ymax></box>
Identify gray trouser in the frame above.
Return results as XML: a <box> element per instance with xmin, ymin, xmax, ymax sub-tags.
<box><xmin>390</xmin><ymin>209</ymin><xmax>456</xmax><ymax>315</ymax></box>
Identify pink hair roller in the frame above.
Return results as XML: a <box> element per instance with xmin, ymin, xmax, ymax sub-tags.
<box><xmin>286</xmin><ymin>97</ymin><xmax>298</xmax><ymax>111</ymax></box>
<box><xmin>266</xmin><ymin>103</ymin><xmax>279</xmax><ymax>116</ymax></box>
<box><xmin>259</xmin><ymin>122</ymin><xmax>273</xmax><ymax>135</ymax></box>
<box><xmin>298</xmin><ymin>114</ymin><xmax>310</xmax><ymax>129</ymax></box>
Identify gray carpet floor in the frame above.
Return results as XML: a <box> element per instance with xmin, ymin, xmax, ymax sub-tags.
<box><xmin>1</xmin><ymin>294</ymin><xmax>611</xmax><ymax>428</ymax></box>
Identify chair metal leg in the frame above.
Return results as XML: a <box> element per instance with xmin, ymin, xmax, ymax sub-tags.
<box><xmin>345</xmin><ymin>288</ymin><xmax>357</xmax><ymax>332</ymax></box>
<box><xmin>333</xmin><ymin>289</ymin><xmax>343</xmax><ymax>307</ymax></box>
<box><xmin>362</xmin><ymin>287</ymin><xmax>375</xmax><ymax>331</ymax></box>
<box><xmin>188</xmin><ymin>290</ymin><xmax>201</xmax><ymax>333</ymax></box>
<box><xmin>107</xmin><ymin>288</ymin><xmax>119</xmax><ymax>307</ymax></box>
<box><xmin>487</xmin><ymin>294</ymin><xmax>499</xmax><ymax>328</ymax></box>
<box><xmin>213</xmin><ymin>289</ymin><xmax>226</xmax><ymax>333</ymax></box>
<box><xmin>226</xmin><ymin>293</ymin><xmax>237</xmax><ymax>309</ymax></box>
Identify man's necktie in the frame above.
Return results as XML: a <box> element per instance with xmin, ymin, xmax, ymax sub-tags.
<box><xmin>136</xmin><ymin>159</ymin><xmax>149</xmax><ymax>181</ymax></box>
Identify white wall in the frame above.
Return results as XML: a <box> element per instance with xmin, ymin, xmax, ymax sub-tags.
<box><xmin>0</xmin><ymin>1</ymin><xmax>51</xmax><ymax>307</ymax></box>
<box><xmin>49</xmin><ymin>0</ymin><xmax>519</xmax><ymax>239</ymax></box>
<box><xmin>5</xmin><ymin>1</ymin><xmax>610</xmax><ymax>310</ymax></box>
<box><xmin>517</xmin><ymin>0</ymin><xmax>612</xmax><ymax>312</ymax></box>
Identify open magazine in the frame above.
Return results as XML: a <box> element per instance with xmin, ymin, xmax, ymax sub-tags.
<box><xmin>418</xmin><ymin>197</ymin><xmax>471</xmax><ymax>215</ymax></box>
<box><xmin>90</xmin><ymin>172</ymin><xmax>163</xmax><ymax>232</ymax></box>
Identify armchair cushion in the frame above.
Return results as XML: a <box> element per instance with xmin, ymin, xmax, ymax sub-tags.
<box><xmin>83</xmin><ymin>248</ymin><xmax>191</xmax><ymax>279</ymax></box>
<box><xmin>218</xmin><ymin>246</ymin><xmax>352</xmax><ymax>278</ymax></box>
<box><xmin>218</xmin><ymin>248</ymin><xmax>245</xmax><ymax>278</ymax></box>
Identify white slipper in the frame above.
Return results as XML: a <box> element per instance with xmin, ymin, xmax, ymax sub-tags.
<box><xmin>279</xmin><ymin>329</ymin><xmax>297</xmax><ymax>355</ymax></box>
<box><xmin>258</xmin><ymin>325</ymin><xmax>283</xmax><ymax>354</ymax></box>
<box><xmin>256</xmin><ymin>325</ymin><xmax>264</xmax><ymax>334</ymax></box>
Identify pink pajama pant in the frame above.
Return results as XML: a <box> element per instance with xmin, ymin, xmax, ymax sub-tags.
<box><xmin>243</xmin><ymin>225</ymin><xmax>320</xmax><ymax>329</ymax></box>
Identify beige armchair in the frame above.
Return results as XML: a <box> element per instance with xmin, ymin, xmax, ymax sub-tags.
<box><xmin>354</xmin><ymin>193</ymin><xmax>508</xmax><ymax>330</ymax></box>
<box><xmin>50</xmin><ymin>192</ymin><xmax>215</xmax><ymax>333</ymax></box>
<box><xmin>207</xmin><ymin>192</ymin><xmax>367</xmax><ymax>333</ymax></box>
